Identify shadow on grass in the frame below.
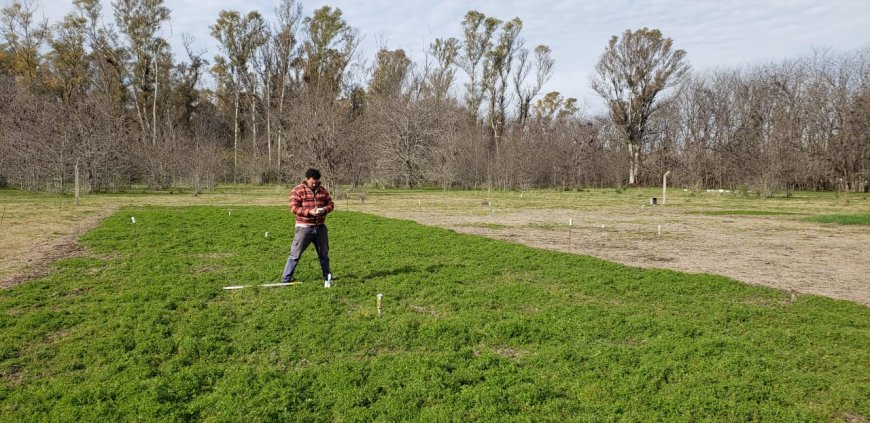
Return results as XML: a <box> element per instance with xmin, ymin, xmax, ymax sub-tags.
<box><xmin>362</xmin><ymin>265</ymin><xmax>419</xmax><ymax>279</ymax></box>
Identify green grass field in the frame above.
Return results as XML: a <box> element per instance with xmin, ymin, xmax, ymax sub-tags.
<box><xmin>805</xmin><ymin>213</ymin><xmax>870</xmax><ymax>226</ymax></box>
<box><xmin>1</xmin><ymin>206</ymin><xmax>868</xmax><ymax>421</ymax></box>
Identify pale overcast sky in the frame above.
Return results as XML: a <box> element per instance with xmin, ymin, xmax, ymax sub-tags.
<box><xmin>32</xmin><ymin>0</ymin><xmax>870</xmax><ymax>110</ymax></box>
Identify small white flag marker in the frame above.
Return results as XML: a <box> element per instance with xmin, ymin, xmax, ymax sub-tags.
<box><xmin>265</xmin><ymin>231</ymin><xmax>269</xmax><ymax>238</ymax></box>
<box><xmin>131</xmin><ymin>216</ymin><xmax>136</xmax><ymax>224</ymax></box>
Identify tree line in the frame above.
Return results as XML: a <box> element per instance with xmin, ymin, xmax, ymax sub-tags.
<box><xmin>1</xmin><ymin>0</ymin><xmax>867</xmax><ymax>194</ymax></box>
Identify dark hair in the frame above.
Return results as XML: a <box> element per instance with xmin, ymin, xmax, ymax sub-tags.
<box><xmin>305</xmin><ymin>168</ymin><xmax>321</xmax><ymax>179</ymax></box>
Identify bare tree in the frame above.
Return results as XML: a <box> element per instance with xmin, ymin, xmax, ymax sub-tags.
<box><xmin>457</xmin><ymin>11</ymin><xmax>499</xmax><ymax>121</ymax></box>
<box><xmin>424</xmin><ymin>37</ymin><xmax>459</xmax><ymax>103</ymax></box>
<box><xmin>513</xmin><ymin>45</ymin><xmax>554</xmax><ymax>130</ymax></box>
<box><xmin>113</xmin><ymin>0</ymin><xmax>171</xmax><ymax>146</ymax></box>
<box><xmin>270</xmin><ymin>0</ymin><xmax>303</xmax><ymax>172</ymax></box>
<box><xmin>483</xmin><ymin>17</ymin><xmax>522</xmax><ymax>150</ymax></box>
<box><xmin>300</xmin><ymin>6</ymin><xmax>357</xmax><ymax>97</ymax></box>
<box><xmin>592</xmin><ymin>28</ymin><xmax>690</xmax><ymax>185</ymax></box>
<box><xmin>0</xmin><ymin>0</ymin><xmax>48</xmax><ymax>90</ymax></box>
<box><xmin>369</xmin><ymin>48</ymin><xmax>411</xmax><ymax>98</ymax></box>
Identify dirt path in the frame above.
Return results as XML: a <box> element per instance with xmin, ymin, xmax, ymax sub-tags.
<box><xmin>0</xmin><ymin>206</ymin><xmax>117</xmax><ymax>289</ymax></box>
<box><xmin>380</xmin><ymin>207</ymin><xmax>870</xmax><ymax>306</ymax></box>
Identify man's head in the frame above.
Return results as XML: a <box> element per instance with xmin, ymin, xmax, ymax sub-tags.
<box><xmin>304</xmin><ymin>168</ymin><xmax>321</xmax><ymax>188</ymax></box>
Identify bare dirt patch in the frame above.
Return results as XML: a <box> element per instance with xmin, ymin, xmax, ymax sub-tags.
<box><xmin>0</xmin><ymin>186</ymin><xmax>285</xmax><ymax>290</ymax></box>
<box><xmin>0</xmin><ymin>206</ymin><xmax>117</xmax><ymax>289</ymax></box>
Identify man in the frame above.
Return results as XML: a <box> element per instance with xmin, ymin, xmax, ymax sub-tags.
<box><xmin>281</xmin><ymin>168</ymin><xmax>334</xmax><ymax>284</ymax></box>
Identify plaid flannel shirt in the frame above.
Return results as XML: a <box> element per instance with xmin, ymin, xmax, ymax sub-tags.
<box><xmin>289</xmin><ymin>182</ymin><xmax>334</xmax><ymax>226</ymax></box>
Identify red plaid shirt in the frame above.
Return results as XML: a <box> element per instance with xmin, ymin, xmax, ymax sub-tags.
<box><xmin>289</xmin><ymin>182</ymin><xmax>334</xmax><ymax>225</ymax></box>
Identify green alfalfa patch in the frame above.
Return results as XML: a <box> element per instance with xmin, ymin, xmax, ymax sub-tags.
<box><xmin>804</xmin><ymin>213</ymin><xmax>870</xmax><ymax>226</ymax></box>
<box><xmin>0</xmin><ymin>206</ymin><xmax>867</xmax><ymax>421</ymax></box>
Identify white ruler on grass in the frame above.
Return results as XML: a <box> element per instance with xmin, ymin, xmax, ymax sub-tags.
<box><xmin>222</xmin><ymin>282</ymin><xmax>301</xmax><ymax>290</ymax></box>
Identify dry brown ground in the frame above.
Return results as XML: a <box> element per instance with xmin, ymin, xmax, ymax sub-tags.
<box><xmin>356</xmin><ymin>190</ymin><xmax>870</xmax><ymax>306</ymax></box>
<box><xmin>2</xmin><ymin>187</ymin><xmax>868</xmax><ymax>306</ymax></box>
<box><xmin>0</xmin><ymin>187</ymin><xmax>287</xmax><ymax>287</ymax></box>
<box><xmin>381</xmin><ymin>208</ymin><xmax>870</xmax><ymax>306</ymax></box>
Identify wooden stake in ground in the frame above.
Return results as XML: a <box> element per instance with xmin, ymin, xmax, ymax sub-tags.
<box><xmin>377</xmin><ymin>293</ymin><xmax>383</xmax><ymax>317</ymax></box>
<box><xmin>662</xmin><ymin>170</ymin><xmax>671</xmax><ymax>206</ymax></box>
<box><xmin>568</xmin><ymin>218</ymin><xmax>573</xmax><ymax>251</ymax></box>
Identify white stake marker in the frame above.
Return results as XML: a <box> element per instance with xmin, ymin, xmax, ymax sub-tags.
<box><xmin>377</xmin><ymin>293</ymin><xmax>383</xmax><ymax>317</ymax></box>
<box><xmin>657</xmin><ymin>224</ymin><xmax>662</xmax><ymax>236</ymax></box>
<box><xmin>568</xmin><ymin>219</ymin><xmax>573</xmax><ymax>250</ymax></box>
<box><xmin>131</xmin><ymin>216</ymin><xmax>136</xmax><ymax>224</ymax></box>
<box><xmin>265</xmin><ymin>231</ymin><xmax>269</xmax><ymax>238</ymax></box>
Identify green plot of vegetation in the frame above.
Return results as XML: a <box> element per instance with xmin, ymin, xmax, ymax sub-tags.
<box><xmin>687</xmin><ymin>210</ymin><xmax>799</xmax><ymax>216</ymax></box>
<box><xmin>1</xmin><ymin>207</ymin><xmax>868</xmax><ymax>421</ymax></box>
<box><xmin>805</xmin><ymin>213</ymin><xmax>870</xmax><ymax>226</ymax></box>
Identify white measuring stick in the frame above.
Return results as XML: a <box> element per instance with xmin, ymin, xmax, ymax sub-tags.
<box><xmin>222</xmin><ymin>282</ymin><xmax>301</xmax><ymax>290</ymax></box>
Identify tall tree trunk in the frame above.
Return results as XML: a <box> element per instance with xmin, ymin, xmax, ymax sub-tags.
<box><xmin>265</xmin><ymin>74</ymin><xmax>272</xmax><ymax>168</ymax></box>
<box><xmin>250</xmin><ymin>92</ymin><xmax>258</xmax><ymax>158</ymax></box>
<box><xmin>152</xmin><ymin>57</ymin><xmax>158</xmax><ymax>146</ymax></box>
<box><xmin>129</xmin><ymin>74</ymin><xmax>148</xmax><ymax>143</ymax></box>
<box><xmin>277</xmin><ymin>74</ymin><xmax>288</xmax><ymax>171</ymax></box>
<box><xmin>233</xmin><ymin>81</ymin><xmax>240</xmax><ymax>183</ymax></box>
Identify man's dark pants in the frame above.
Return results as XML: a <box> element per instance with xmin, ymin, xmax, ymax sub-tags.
<box><xmin>282</xmin><ymin>225</ymin><xmax>330</xmax><ymax>282</ymax></box>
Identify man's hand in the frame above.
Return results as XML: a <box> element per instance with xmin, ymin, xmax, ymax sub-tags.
<box><xmin>312</xmin><ymin>207</ymin><xmax>325</xmax><ymax>216</ymax></box>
